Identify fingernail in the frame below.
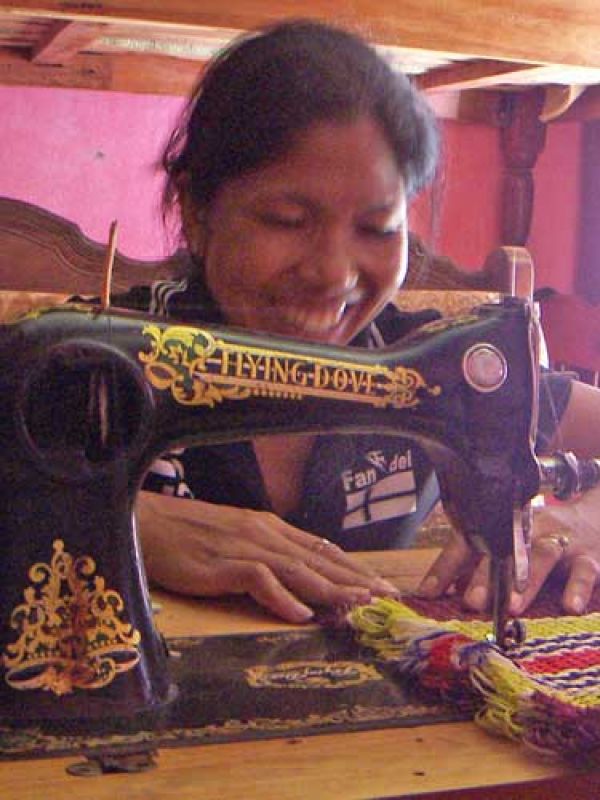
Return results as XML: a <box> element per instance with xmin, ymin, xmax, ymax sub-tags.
<box><xmin>465</xmin><ymin>585</ymin><xmax>487</xmax><ymax>610</ymax></box>
<box><xmin>416</xmin><ymin>575</ymin><xmax>439</xmax><ymax>597</ymax></box>
<box><xmin>570</xmin><ymin>596</ymin><xmax>585</xmax><ymax>615</ymax></box>
<box><xmin>374</xmin><ymin>578</ymin><xmax>400</xmax><ymax>596</ymax></box>
<box><xmin>294</xmin><ymin>604</ymin><xmax>315</xmax><ymax>622</ymax></box>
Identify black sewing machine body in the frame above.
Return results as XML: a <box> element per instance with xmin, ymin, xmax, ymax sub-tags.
<box><xmin>0</xmin><ymin>299</ymin><xmax>540</xmax><ymax>730</ymax></box>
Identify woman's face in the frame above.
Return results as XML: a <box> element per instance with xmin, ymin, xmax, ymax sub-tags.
<box><xmin>196</xmin><ymin>116</ymin><xmax>408</xmax><ymax>345</ymax></box>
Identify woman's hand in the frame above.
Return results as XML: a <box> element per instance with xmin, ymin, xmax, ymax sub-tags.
<box><xmin>417</xmin><ymin>486</ymin><xmax>600</xmax><ymax>615</ymax></box>
<box><xmin>137</xmin><ymin>490</ymin><xmax>398</xmax><ymax>623</ymax></box>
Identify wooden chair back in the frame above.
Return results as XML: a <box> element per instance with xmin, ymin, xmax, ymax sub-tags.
<box><xmin>0</xmin><ymin>196</ymin><xmax>534</xmax><ymax>319</ymax></box>
<box><xmin>0</xmin><ymin>196</ymin><xmax>184</xmax><ymax>295</ymax></box>
<box><xmin>397</xmin><ymin>233</ymin><xmax>534</xmax><ymax>315</ymax></box>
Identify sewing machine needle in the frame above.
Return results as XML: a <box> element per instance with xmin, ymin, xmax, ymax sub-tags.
<box><xmin>490</xmin><ymin>555</ymin><xmax>512</xmax><ymax>649</ymax></box>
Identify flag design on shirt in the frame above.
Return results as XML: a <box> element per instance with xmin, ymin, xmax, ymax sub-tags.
<box><xmin>341</xmin><ymin>449</ymin><xmax>416</xmax><ymax>530</ymax></box>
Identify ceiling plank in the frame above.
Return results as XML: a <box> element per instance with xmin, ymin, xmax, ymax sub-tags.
<box><xmin>418</xmin><ymin>61</ymin><xmax>600</xmax><ymax>93</ymax></box>
<box><xmin>0</xmin><ymin>47</ymin><xmax>111</xmax><ymax>89</ymax></box>
<box><xmin>422</xmin><ymin>89</ymin><xmax>507</xmax><ymax>126</ymax></box>
<box><xmin>0</xmin><ymin>47</ymin><xmax>202</xmax><ymax>94</ymax></box>
<box><xmin>0</xmin><ymin>45</ymin><xmax>515</xmax><ymax>127</ymax></box>
<box><xmin>109</xmin><ymin>52</ymin><xmax>202</xmax><ymax>95</ymax></box>
<box><xmin>417</xmin><ymin>60</ymin><xmax>538</xmax><ymax>91</ymax></box>
<box><xmin>1</xmin><ymin>1</ymin><xmax>600</xmax><ymax>70</ymax></box>
<box><xmin>31</xmin><ymin>20</ymin><xmax>107</xmax><ymax>64</ymax></box>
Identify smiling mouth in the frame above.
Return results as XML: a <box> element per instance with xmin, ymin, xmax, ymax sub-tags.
<box><xmin>277</xmin><ymin>289</ymin><xmax>365</xmax><ymax>338</ymax></box>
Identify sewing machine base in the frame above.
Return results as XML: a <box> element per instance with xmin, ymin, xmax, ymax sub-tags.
<box><xmin>0</xmin><ymin>682</ymin><xmax>179</xmax><ymax>736</ymax></box>
<box><xmin>0</xmin><ymin>625</ymin><xmax>473</xmax><ymax>764</ymax></box>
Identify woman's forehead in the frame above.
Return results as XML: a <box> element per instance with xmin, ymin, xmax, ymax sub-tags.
<box><xmin>225</xmin><ymin>117</ymin><xmax>407</xmax><ymax>207</ymax></box>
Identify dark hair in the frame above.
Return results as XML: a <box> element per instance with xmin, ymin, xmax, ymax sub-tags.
<box><xmin>163</xmin><ymin>19</ymin><xmax>439</xmax><ymax>228</ymax></box>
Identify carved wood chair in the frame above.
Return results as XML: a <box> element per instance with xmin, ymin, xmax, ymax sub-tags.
<box><xmin>398</xmin><ymin>232</ymin><xmax>534</xmax><ymax>314</ymax></box>
<box><xmin>0</xmin><ymin>195</ymin><xmax>533</xmax><ymax>320</ymax></box>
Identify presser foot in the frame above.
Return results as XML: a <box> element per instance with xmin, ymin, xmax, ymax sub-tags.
<box><xmin>486</xmin><ymin>618</ymin><xmax>527</xmax><ymax>650</ymax></box>
<box><xmin>488</xmin><ymin>555</ymin><xmax>527</xmax><ymax>650</ymax></box>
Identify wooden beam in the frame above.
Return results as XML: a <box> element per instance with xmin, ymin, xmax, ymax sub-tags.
<box><xmin>455</xmin><ymin>90</ymin><xmax>507</xmax><ymax>126</ymax></box>
<box><xmin>539</xmin><ymin>85</ymin><xmax>587</xmax><ymax>122</ymax></box>
<box><xmin>421</xmin><ymin>88</ymin><xmax>508</xmax><ymax>126</ymax></box>
<box><xmin>110</xmin><ymin>52</ymin><xmax>203</xmax><ymax>95</ymax></box>
<box><xmin>0</xmin><ymin>47</ymin><xmax>512</xmax><ymax>128</ymax></box>
<box><xmin>32</xmin><ymin>20</ymin><xmax>107</xmax><ymax>64</ymax></box>
<box><xmin>0</xmin><ymin>48</ymin><xmax>203</xmax><ymax>94</ymax></box>
<box><xmin>416</xmin><ymin>60</ymin><xmax>539</xmax><ymax>91</ymax></box>
<box><xmin>0</xmin><ymin>47</ymin><xmax>110</xmax><ymax>89</ymax></box>
<box><xmin>1</xmin><ymin>1</ymin><xmax>600</xmax><ymax>70</ymax></box>
<box><xmin>560</xmin><ymin>85</ymin><xmax>600</xmax><ymax>122</ymax></box>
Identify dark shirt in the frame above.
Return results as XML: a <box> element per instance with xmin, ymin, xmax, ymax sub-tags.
<box><xmin>116</xmin><ymin>275</ymin><xmax>572</xmax><ymax>550</ymax></box>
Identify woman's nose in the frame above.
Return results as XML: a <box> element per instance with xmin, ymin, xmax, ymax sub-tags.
<box><xmin>300</xmin><ymin>225</ymin><xmax>358</xmax><ymax>292</ymax></box>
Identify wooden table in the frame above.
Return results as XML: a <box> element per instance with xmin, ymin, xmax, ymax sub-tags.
<box><xmin>1</xmin><ymin>549</ymin><xmax>599</xmax><ymax>800</ymax></box>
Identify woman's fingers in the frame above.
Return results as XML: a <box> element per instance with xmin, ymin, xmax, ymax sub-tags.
<box><xmin>138</xmin><ymin>492</ymin><xmax>398</xmax><ymax>621</ymax></box>
<box><xmin>195</xmin><ymin>558</ymin><xmax>317</xmax><ymax>623</ymax></box>
<box><xmin>461</xmin><ymin>536</ymin><xmax>597</xmax><ymax>616</ymax></box>
<box><xmin>219</xmin><ymin>512</ymin><xmax>399</xmax><ymax>598</ymax></box>
<box><xmin>270</xmin><ymin>556</ymin><xmax>375</xmax><ymax>608</ymax></box>
<box><xmin>285</xmin><ymin>528</ymin><xmax>379</xmax><ymax>575</ymax></box>
<box><xmin>171</xmin><ymin>554</ymin><xmax>377</xmax><ymax>623</ymax></box>
<box><xmin>415</xmin><ymin>496</ymin><xmax>600</xmax><ymax>617</ymax></box>
<box><xmin>284</xmin><ymin>540</ymin><xmax>399</xmax><ymax>598</ymax></box>
<box><xmin>461</xmin><ymin>556</ymin><xmax>492</xmax><ymax>611</ymax></box>
<box><xmin>509</xmin><ymin>535</ymin><xmax>571</xmax><ymax>614</ymax></box>
<box><xmin>562</xmin><ymin>555</ymin><xmax>600</xmax><ymax>615</ymax></box>
<box><xmin>416</xmin><ymin>533</ymin><xmax>473</xmax><ymax>598</ymax></box>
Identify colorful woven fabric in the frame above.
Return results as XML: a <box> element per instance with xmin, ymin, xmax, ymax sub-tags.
<box><xmin>348</xmin><ymin>598</ymin><xmax>600</xmax><ymax>764</ymax></box>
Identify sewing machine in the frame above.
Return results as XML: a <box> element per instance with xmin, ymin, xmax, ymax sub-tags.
<box><xmin>0</xmin><ymin>296</ymin><xmax>580</xmax><ymax>732</ymax></box>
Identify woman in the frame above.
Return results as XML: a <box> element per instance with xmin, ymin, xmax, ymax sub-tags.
<box><xmin>129</xmin><ymin>19</ymin><xmax>600</xmax><ymax>622</ymax></box>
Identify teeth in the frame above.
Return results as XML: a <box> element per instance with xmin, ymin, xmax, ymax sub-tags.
<box><xmin>280</xmin><ymin>303</ymin><xmax>348</xmax><ymax>334</ymax></box>
<box><xmin>347</xmin><ymin>287</ymin><xmax>363</xmax><ymax>305</ymax></box>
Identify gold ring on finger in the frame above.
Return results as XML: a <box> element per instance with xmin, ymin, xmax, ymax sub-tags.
<box><xmin>540</xmin><ymin>533</ymin><xmax>570</xmax><ymax>554</ymax></box>
<box><xmin>312</xmin><ymin>537</ymin><xmax>333</xmax><ymax>554</ymax></box>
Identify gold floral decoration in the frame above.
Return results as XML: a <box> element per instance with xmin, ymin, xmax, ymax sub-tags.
<box><xmin>245</xmin><ymin>661</ymin><xmax>383</xmax><ymax>690</ymax></box>
<box><xmin>139</xmin><ymin>324</ymin><xmax>251</xmax><ymax>407</ymax></box>
<box><xmin>139</xmin><ymin>324</ymin><xmax>441</xmax><ymax>410</ymax></box>
<box><xmin>2</xmin><ymin>539</ymin><xmax>141</xmax><ymax>696</ymax></box>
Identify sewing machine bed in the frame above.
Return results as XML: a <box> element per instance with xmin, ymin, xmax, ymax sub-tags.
<box><xmin>1</xmin><ymin>576</ymin><xmax>598</xmax><ymax>763</ymax></box>
<box><xmin>0</xmin><ymin>623</ymin><xmax>473</xmax><ymax>762</ymax></box>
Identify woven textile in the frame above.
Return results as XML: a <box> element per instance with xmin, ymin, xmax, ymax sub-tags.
<box><xmin>349</xmin><ymin>595</ymin><xmax>600</xmax><ymax>765</ymax></box>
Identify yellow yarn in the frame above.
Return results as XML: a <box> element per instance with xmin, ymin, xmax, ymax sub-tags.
<box><xmin>470</xmin><ymin>655</ymin><xmax>530</xmax><ymax>739</ymax></box>
<box><xmin>348</xmin><ymin>598</ymin><xmax>600</xmax><ymax>748</ymax></box>
<box><xmin>349</xmin><ymin>599</ymin><xmax>438</xmax><ymax>660</ymax></box>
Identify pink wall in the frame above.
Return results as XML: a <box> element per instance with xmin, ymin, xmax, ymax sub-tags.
<box><xmin>0</xmin><ymin>85</ymin><xmax>581</xmax><ymax>290</ymax></box>
<box><xmin>0</xmin><ymin>86</ymin><xmax>184</xmax><ymax>259</ymax></box>
<box><xmin>411</xmin><ymin>116</ymin><xmax>582</xmax><ymax>291</ymax></box>
<box><xmin>529</xmin><ymin>121</ymin><xmax>582</xmax><ymax>293</ymax></box>
<box><xmin>410</xmin><ymin>120</ymin><xmax>503</xmax><ymax>268</ymax></box>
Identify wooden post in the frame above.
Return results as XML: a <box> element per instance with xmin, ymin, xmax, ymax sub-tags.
<box><xmin>500</xmin><ymin>89</ymin><xmax>547</xmax><ymax>246</ymax></box>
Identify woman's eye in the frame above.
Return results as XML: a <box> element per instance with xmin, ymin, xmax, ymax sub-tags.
<box><xmin>358</xmin><ymin>224</ymin><xmax>401</xmax><ymax>239</ymax></box>
<box><xmin>259</xmin><ymin>213</ymin><xmax>306</xmax><ymax>229</ymax></box>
